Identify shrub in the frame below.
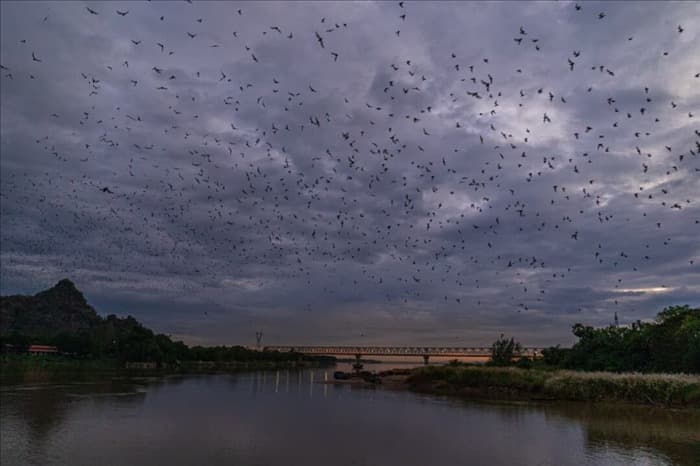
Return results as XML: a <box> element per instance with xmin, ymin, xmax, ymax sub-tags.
<box><xmin>516</xmin><ymin>356</ymin><xmax>533</xmax><ymax>369</ymax></box>
<box><xmin>490</xmin><ymin>334</ymin><xmax>522</xmax><ymax>366</ymax></box>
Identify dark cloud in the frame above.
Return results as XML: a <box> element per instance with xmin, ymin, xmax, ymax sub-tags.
<box><xmin>1</xmin><ymin>1</ymin><xmax>698</xmax><ymax>347</ymax></box>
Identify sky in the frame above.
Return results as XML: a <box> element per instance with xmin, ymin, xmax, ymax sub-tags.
<box><xmin>1</xmin><ymin>1</ymin><xmax>698</xmax><ymax>347</ymax></box>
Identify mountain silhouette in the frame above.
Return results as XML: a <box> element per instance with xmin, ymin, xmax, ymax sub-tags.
<box><xmin>1</xmin><ymin>279</ymin><xmax>101</xmax><ymax>338</ymax></box>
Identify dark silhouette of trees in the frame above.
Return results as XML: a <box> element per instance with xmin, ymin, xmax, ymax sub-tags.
<box><xmin>543</xmin><ymin>305</ymin><xmax>699</xmax><ymax>373</ymax></box>
<box><xmin>490</xmin><ymin>334</ymin><xmax>523</xmax><ymax>366</ymax></box>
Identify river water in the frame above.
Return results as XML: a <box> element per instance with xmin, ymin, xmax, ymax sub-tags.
<box><xmin>1</xmin><ymin>367</ymin><xmax>698</xmax><ymax>466</ymax></box>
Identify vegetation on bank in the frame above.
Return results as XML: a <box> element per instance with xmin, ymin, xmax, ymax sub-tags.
<box><xmin>1</xmin><ymin>279</ymin><xmax>332</xmax><ymax>367</ymax></box>
<box><xmin>1</xmin><ymin>354</ymin><xmax>122</xmax><ymax>372</ymax></box>
<box><xmin>0</xmin><ymin>354</ymin><xmax>327</xmax><ymax>374</ymax></box>
<box><xmin>408</xmin><ymin>365</ymin><xmax>700</xmax><ymax>408</ymax></box>
<box><xmin>405</xmin><ymin>305</ymin><xmax>700</xmax><ymax>408</ymax></box>
<box><xmin>0</xmin><ymin>354</ymin><xmax>328</xmax><ymax>385</ymax></box>
<box><xmin>538</xmin><ymin>305</ymin><xmax>699</xmax><ymax>373</ymax></box>
<box><xmin>488</xmin><ymin>305</ymin><xmax>699</xmax><ymax>373</ymax></box>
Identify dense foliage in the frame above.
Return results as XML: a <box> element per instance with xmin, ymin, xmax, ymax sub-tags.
<box><xmin>490</xmin><ymin>334</ymin><xmax>523</xmax><ymax>366</ymax></box>
<box><xmin>542</xmin><ymin>305</ymin><xmax>700</xmax><ymax>373</ymax></box>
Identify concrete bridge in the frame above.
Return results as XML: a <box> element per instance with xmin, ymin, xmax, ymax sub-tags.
<box><xmin>265</xmin><ymin>345</ymin><xmax>544</xmax><ymax>364</ymax></box>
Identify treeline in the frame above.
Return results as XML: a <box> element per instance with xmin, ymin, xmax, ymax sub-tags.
<box><xmin>541</xmin><ymin>305</ymin><xmax>699</xmax><ymax>373</ymax></box>
<box><xmin>0</xmin><ymin>314</ymin><xmax>318</xmax><ymax>365</ymax></box>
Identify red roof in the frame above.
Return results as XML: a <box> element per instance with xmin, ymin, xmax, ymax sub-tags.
<box><xmin>28</xmin><ymin>345</ymin><xmax>58</xmax><ymax>353</ymax></box>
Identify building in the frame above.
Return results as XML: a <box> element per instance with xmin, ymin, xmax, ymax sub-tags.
<box><xmin>27</xmin><ymin>345</ymin><xmax>58</xmax><ymax>355</ymax></box>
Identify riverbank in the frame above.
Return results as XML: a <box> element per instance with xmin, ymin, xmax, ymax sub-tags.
<box><xmin>400</xmin><ymin>366</ymin><xmax>700</xmax><ymax>408</ymax></box>
<box><xmin>325</xmin><ymin>366</ymin><xmax>700</xmax><ymax>409</ymax></box>
<box><xmin>0</xmin><ymin>355</ymin><xmax>333</xmax><ymax>385</ymax></box>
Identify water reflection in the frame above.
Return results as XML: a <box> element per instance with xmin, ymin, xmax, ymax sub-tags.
<box><xmin>1</xmin><ymin>369</ymin><xmax>698</xmax><ymax>466</ymax></box>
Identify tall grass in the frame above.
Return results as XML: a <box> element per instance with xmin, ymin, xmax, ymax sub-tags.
<box><xmin>408</xmin><ymin>366</ymin><xmax>700</xmax><ymax>408</ymax></box>
<box><xmin>543</xmin><ymin>370</ymin><xmax>700</xmax><ymax>406</ymax></box>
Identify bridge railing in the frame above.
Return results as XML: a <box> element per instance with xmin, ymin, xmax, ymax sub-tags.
<box><xmin>264</xmin><ymin>345</ymin><xmax>544</xmax><ymax>357</ymax></box>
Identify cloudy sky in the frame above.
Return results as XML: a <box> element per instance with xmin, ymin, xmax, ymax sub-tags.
<box><xmin>1</xmin><ymin>1</ymin><xmax>698</xmax><ymax>347</ymax></box>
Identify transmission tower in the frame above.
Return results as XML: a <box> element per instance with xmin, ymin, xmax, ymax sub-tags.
<box><xmin>255</xmin><ymin>331</ymin><xmax>263</xmax><ymax>350</ymax></box>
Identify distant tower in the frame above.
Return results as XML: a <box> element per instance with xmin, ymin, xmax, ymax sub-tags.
<box><xmin>255</xmin><ymin>331</ymin><xmax>263</xmax><ymax>350</ymax></box>
<box><xmin>614</xmin><ymin>312</ymin><xmax>619</xmax><ymax>327</ymax></box>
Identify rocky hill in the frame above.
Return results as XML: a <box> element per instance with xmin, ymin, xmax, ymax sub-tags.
<box><xmin>0</xmin><ymin>279</ymin><xmax>101</xmax><ymax>338</ymax></box>
<box><xmin>0</xmin><ymin>280</ymin><xmax>329</xmax><ymax>365</ymax></box>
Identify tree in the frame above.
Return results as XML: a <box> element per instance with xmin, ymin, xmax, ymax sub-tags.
<box><xmin>648</xmin><ymin>305</ymin><xmax>700</xmax><ymax>373</ymax></box>
<box><xmin>541</xmin><ymin>345</ymin><xmax>570</xmax><ymax>366</ymax></box>
<box><xmin>542</xmin><ymin>305</ymin><xmax>699</xmax><ymax>373</ymax></box>
<box><xmin>490</xmin><ymin>334</ymin><xmax>522</xmax><ymax>366</ymax></box>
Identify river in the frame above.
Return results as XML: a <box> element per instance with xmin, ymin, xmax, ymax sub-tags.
<box><xmin>1</xmin><ymin>367</ymin><xmax>698</xmax><ymax>466</ymax></box>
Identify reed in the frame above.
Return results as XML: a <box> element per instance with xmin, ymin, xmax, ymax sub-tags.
<box><xmin>407</xmin><ymin>366</ymin><xmax>700</xmax><ymax>408</ymax></box>
<box><xmin>543</xmin><ymin>370</ymin><xmax>700</xmax><ymax>406</ymax></box>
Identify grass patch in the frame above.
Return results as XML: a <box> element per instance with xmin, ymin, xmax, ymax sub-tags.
<box><xmin>407</xmin><ymin>366</ymin><xmax>700</xmax><ymax>408</ymax></box>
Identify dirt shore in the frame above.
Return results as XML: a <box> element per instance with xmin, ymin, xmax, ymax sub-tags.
<box><xmin>320</xmin><ymin>370</ymin><xmax>411</xmax><ymax>390</ymax></box>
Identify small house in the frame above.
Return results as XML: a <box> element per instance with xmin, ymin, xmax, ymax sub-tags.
<box><xmin>28</xmin><ymin>345</ymin><xmax>58</xmax><ymax>355</ymax></box>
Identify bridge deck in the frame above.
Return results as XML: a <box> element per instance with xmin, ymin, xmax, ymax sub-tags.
<box><xmin>265</xmin><ymin>346</ymin><xmax>543</xmax><ymax>357</ymax></box>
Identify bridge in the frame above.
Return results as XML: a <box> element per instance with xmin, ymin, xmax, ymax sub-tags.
<box><xmin>265</xmin><ymin>345</ymin><xmax>544</xmax><ymax>365</ymax></box>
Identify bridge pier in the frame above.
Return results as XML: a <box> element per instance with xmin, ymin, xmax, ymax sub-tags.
<box><xmin>423</xmin><ymin>354</ymin><xmax>429</xmax><ymax>365</ymax></box>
